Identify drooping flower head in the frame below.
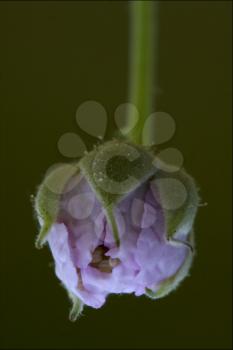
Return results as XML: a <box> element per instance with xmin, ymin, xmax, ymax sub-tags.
<box><xmin>35</xmin><ymin>140</ymin><xmax>199</xmax><ymax>320</ymax></box>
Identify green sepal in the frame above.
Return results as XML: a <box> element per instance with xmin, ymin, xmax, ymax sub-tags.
<box><xmin>79</xmin><ymin>140</ymin><xmax>157</xmax><ymax>245</ymax></box>
<box><xmin>145</xmin><ymin>158</ymin><xmax>199</xmax><ymax>299</ymax></box>
<box><xmin>68</xmin><ymin>293</ymin><xmax>84</xmax><ymax>321</ymax></box>
<box><xmin>166</xmin><ymin>170</ymin><xmax>199</xmax><ymax>239</ymax></box>
<box><xmin>150</xmin><ymin>166</ymin><xmax>199</xmax><ymax>240</ymax></box>
<box><xmin>35</xmin><ymin>163</ymin><xmax>80</xmax><ymax>248</ymax></box>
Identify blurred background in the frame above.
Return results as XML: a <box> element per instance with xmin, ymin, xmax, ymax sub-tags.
<box><xmin>0</xmin><ymin>1</ymin><xmax>232</xmax><ymax>348</ymax></box>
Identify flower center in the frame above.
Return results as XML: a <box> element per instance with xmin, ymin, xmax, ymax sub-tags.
<box><xmin>90</xmin><ymin>245</ymin><xmax>120</xmax><ymax>273</ymax></box>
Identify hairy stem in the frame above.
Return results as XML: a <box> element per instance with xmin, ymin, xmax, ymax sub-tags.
<box><xmin>127</xmin><ymin>1</ymin><xmax>158</xmax><ymax>144</ymax></box>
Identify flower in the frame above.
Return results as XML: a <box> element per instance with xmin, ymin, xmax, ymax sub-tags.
<box><xmin>35</xmin><ymin>140</ymin><xmax>199</xmax><ymax>320</ymax></box>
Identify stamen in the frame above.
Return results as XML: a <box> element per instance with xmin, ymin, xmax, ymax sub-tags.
<box><xmin>90</xmin><ymin>245</ymin><xmax>120</xmax><ymax>273</ymax></box>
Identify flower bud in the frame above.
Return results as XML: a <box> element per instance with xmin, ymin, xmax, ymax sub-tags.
<box><xmin>35</xmin><ymin>140</ymin><xmax>199</xmax><ymax>319</ymax></box>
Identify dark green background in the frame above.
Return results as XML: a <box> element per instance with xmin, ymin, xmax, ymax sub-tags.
<box><xmin>0</xmin><ymin>1</ymin><xmax>232</xmax><ymax>348</ymax></box>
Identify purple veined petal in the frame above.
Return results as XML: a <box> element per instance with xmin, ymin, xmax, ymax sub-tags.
<box><xmin>67</xmin><ymin>192</ymin><xmax>95</xmax><ymax>220</ymax></box>
<box><xmin>70</xmin><ymin>232</ymin><xmax>94</xmax><ymax>269</ymax></box>
<box><xmin>64</xmin><ymin>173</ymin><xmax>90</xmax><ymax>198</ymax></box>
<box><xmin>135</xmin><ymin>229</ymin><xmax>164</xmax><ymax>268</ymax></box>
<box><xmin>47</xmin><ymin>224</ymin><xmax>78</xmax><ymax>291</ymax></box>
<box><xmin>131</xmin><ymin>198</ymin><xmax>157</xmax><ymax>229</ymax></box>
<box><xmin>110</xmin><ymin>264</ymin><xmax>141</xmax><ymax>294</ymax></box>
<box><xmin>131</xmin><ymin>198</ymin><xmax>144</xmax><ymax>227</ymax></box>
<box><xmin>141</xmin><ymin>202</ymin><xmax>157</xmax><ymax>228</ymax></box>
<box><xmin>68</xmin><ymin>220</ymin><xmax>101</xmax><ymax>269</ymax></box>
<box><xmin>94</xmin><ymin>210</ymin><xmax>106</xmax><ymax>242</ymax></box>
<box><xmin>136</xmin><ymin>267</ymin><xmax>162</xmax><ymax>287</ymax></box>
<box><xmin>155</xmin><ymin>241</ymin><xmax>189</xmax><ymax>279</ymax></box>
<box><xmin>135</xmin><ymin>228</ymin><xmax>189</xmax><ymax>287</ymax></box>
<box><xmin>76</xmin><ymin>286</ymin><xmax>107</xmax><ymax>309</ymax></box>
<box><xmin>81</xmin><ymin>266</ymin><xmax>116</xmax><ymax>293</ymax></box>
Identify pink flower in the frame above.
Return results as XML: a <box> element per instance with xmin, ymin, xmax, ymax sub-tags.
<box><xmin>35</xmin><ymin>141</ymin><xmax>198</xmax><ymax>319</ymax></box>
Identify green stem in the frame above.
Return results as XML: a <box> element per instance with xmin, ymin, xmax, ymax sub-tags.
<box><xmin>127</xmin><ymin>1</ymin><xmax>158</xmax><ymax>144</ymax></box>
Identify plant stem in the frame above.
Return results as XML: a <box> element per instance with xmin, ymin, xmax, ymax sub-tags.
<box><xmin>127</xmin><ymin>1</ymin><xmax>158</xmax><ymax>144</ymax></box>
